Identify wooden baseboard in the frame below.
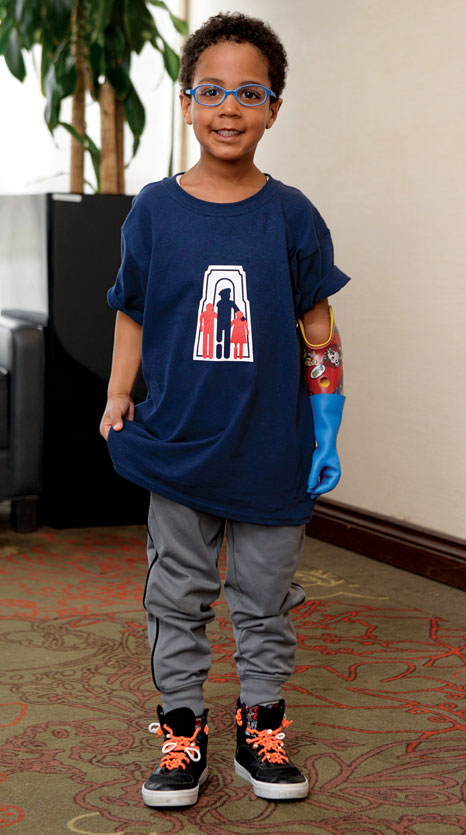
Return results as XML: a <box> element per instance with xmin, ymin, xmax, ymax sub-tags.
<box><xmin>306</xmin><ymin>499</ymin><xmax>466</xmax><ymax>591</ymax></box>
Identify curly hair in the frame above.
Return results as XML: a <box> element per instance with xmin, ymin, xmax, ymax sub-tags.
<box><xmin>180</xmin><ymin>12</ymin><xmax>288</xmax><ymax>97</ymax></box>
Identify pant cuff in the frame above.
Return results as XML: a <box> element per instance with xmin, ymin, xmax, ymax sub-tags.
<box><xmin>160</xmin><ymin>684</ymin><xmax>205</xmax><ymax>716</ymax></box>
<box><xmin>240</xmin><ymin>677</ymin><xmax>283</xmax><ymax>707</ymax></box>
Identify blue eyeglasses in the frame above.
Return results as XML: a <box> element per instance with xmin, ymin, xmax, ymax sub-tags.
<box><xmin>184</xmin><ymin>84</ymin><xmax>277</xmax><ymax>107</ymax></box>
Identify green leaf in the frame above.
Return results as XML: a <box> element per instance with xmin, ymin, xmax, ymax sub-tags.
<box><xmin>4</xmin><ymin>26</ymin><xmax>25</xmax><ymax>79</ymax></box>
<box><xmin>43</xmin><ymin>39</ymin><xmax>77</xmax><ymax>129</ymax></box>
<box><xmin>55</xmin><ymin>48</ymin><xmax>76</xmax><ymax>97</ymax></box>
<box><xmin>44</xmin><ymin>63</ymin><xmax>61</xmax><ymax>129</ymax></box>
<box><xmin>160</xmin><ymin>35</ymin><xmax>179</xmax><ymax>81</ymax></box>
<box><xmin>103</xmin><ymin>24</ymin><xmax>130</xmax><ymax>97</ymax></box>
<box><xmin>17</xmin><ymin>0</ymin><xmax>42</xmax><ymax>49</ymax></box>
<box><xmin>88</xmin><ymin>41</ymin><xmax>104</xmax><ymax>95</ymax></box>
<box><xmin>42</xmin><ymin>0</ymin><xmax>75</xmax><ymax>44</ymax></box>
<box><xmin>123</xmin><ymin>81</ymin><xmax>145</xmax><ymax>157</ymax></box>
<box><xmin>87</xmin><ymin>0</ymin><xmax>115</xmax><ymax>40</ymax></box>
<box><xmin>85</xmin><ymin>134</ymin><xmax>102</xmax><ymax>191</ymax></box>
<box><xmin>123</xmin><ymin>0</ymin><xmax>156</xmax><ymax>54</ymax></box>
<box><xmin>166</xmin><ymin>13</ymin><xmax>188</xmax><ymax>37</ymax></box>
<box><xmin>147</xmin><ymin>0</ymin><xmax>188</xmax><ymax>36</ymax></box>
<box><xmin>60</xmin><ymin>121</ymin><xmax>102</xmax><ymax>191</ymax></box>
<box><xmin>59</xmin><ymin>120</ymin><xmax>84</xmax><ymax>144</ymax></box>
<box><xmin>108</xmin><ymin>0</ymin><xmax>124</xmax><ymax>31</ymax></box>
<box><xmin>0</xmin><ymin>0</ymin><xmax>15</xmax><ymax>15</ymax></box>
<box><xmin>107</xmin><ymin>52</ymin><xmax>130</xmax><ymax>97</ymax></box>
<box><xmin>104</xmin><ymin>22</ymin><xmax>126</xmax><ymax>60</ymax></box>
<box><xmin>0</xmin><ymin>17</ymin><xmax>14</xmax><ymax>55</ymax></box>
<box><xmin>39</xmin><ymin>22</ymin><xmax>54</xmax><ymax>89</ymax></box>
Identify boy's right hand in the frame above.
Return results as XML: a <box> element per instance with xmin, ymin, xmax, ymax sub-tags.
<box><xmin>99</xmin><ymin>395</ymin><xmax>134</xmax><ymax>441</ymax></box>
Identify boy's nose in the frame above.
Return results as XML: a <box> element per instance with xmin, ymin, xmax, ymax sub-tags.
<box><xmin>219</xmin><ymin>92</ymin><xmax>241</xmax><ymax>115</ymax></box>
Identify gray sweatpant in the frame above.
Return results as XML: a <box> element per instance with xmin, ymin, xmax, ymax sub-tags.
<box><xmin>144</xmin><ymin>492</ymin><xmax>306</xmax><ymax>715</ymax></box>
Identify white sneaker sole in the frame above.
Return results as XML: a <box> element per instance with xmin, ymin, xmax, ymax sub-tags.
<box><xmin>141</xmin><ymin>767</ymin><xmax>208</xmax><ymax>807</ymax></box>
<box><xmin>234</xmin><ymin>760</ymin><xmax>309</xmax><ymax>800</ymax></box>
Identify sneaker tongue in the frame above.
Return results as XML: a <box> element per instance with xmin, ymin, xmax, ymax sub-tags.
<box><xmin>249</xmin><ymin>701</ymin><xmax>284</xmax><ymax>732</ymax></box>
<box><xmin>163</xmin><ymin>707</ymin><xmax>196</xmax><ymax>737</ymax></box>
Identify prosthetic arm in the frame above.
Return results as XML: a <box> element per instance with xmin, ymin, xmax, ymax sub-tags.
<box><xmin>298</xmin><ymin>306</ymin><xmax>345</xmax><ymax>498</ymax></box>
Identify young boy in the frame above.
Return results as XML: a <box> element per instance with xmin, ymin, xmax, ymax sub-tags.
<box><xmin>100</xmin><ymin>11</ymin><xmax>350</xmax><ymax>807</ymax></box>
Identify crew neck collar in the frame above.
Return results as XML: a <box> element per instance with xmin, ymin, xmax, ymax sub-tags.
<box><xmin>162</xmin><ymin>172</ymin><xmax>277</xmax><ymax>216</ymax></box>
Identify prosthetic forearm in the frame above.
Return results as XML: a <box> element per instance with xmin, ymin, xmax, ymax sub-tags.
<box><xmin>299</xmin><ymin>306</ymin><xmax>345</xmax><ymax>498</ymax></box>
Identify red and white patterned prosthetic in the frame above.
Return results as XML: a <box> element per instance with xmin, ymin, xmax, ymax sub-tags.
<box><xmin>298</xmin><ymin>306</ymin><xmax>343</xmax><ymax>395</ymax></box>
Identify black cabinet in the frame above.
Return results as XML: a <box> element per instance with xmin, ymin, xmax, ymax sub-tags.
<box><xmin>0</xmin><ymin>193</ymin><xmax>148</xmax><ymax>527</ymax></box>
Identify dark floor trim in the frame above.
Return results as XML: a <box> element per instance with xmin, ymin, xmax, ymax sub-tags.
<box><xmin>306</xmin><ymin>499</ymin><xmax>466</xmax><ymax>591</ymax></box>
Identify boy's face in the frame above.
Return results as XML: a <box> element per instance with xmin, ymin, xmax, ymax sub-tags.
<box><xmin>180</xmin><ymin>41</ymin><xmax>282</xmax><ymax>166</ymax></box>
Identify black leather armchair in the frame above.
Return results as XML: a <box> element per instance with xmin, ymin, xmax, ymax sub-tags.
<box><xmin>0</xmin><ymin>314</ymin><xmax>44</xmax><ymax>531</ymax></box>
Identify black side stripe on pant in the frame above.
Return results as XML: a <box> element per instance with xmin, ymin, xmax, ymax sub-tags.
<box><xmin>143</xmin><ymin>538</ymin><xmax>161</xmax><ymax>691</ymax></box>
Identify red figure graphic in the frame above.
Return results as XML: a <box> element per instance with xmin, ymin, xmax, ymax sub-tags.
<box><xmin>231</xmin><ymin>311</ymin><xmax>249</xmax><ymax>360</ymax></box>
<box><xmin>199</xmin><ymin>303</ymin><xmax>218</xmax><ymax>359</ymax></box>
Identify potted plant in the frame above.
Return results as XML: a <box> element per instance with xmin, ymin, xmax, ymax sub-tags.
<box><xmin>0</xmin><ymin>0</ymin><xmax>188</xmax><ymax>193</ymax></box>
<box><xmin>0</xmin><ymin>1</ymin><xmax>188</xmax><ymax>528</ymax></box>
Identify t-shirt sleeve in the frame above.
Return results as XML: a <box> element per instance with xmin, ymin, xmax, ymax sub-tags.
<box><xmin>294</xmin><ymin>201</ymin><xmax>351</xmax><ymax>316</ymax></box>
<box><xmin>107</xmin><ymin>190</ymin><xmax>152</xmax><ymax>324</ymax></box>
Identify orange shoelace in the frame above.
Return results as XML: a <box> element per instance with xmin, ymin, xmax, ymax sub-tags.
<box><xmin>148</xmin><ymin>722</ymin><xmax>208</xmax><ymax>771</ymax></box>
<box><xmin>235</xmin><ymin>708</ymin><xmax>292</xmax><ymax>765</ymax></box>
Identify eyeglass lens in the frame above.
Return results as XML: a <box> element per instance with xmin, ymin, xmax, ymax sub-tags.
<box><xmin>194</xmin><ymin>85</ymin><xmax>268</xmax><ymax>106</ymax></box>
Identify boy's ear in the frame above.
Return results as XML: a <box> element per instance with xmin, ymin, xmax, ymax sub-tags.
<box><xmin>179</xmin><ymin>91</ymin><xmax>192</xmax><ymax>125</ymax></box>
<box><xmin>266</xmin><ymin>97</ymin><xmax>282</xmax><ymax>130</ymax></box>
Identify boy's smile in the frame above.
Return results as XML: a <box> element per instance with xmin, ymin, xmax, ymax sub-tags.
<box><xmin>180</xmin><ymin>41</ymin><xmax>282</xmax><ymax>168</ymax></box>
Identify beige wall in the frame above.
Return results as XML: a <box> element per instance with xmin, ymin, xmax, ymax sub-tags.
<box><xmin>186</xmin><ymin>0</ymin><xmax>466</xmax><ymax>538</ymax></box>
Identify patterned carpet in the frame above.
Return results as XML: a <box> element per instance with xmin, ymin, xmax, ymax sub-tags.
<box><xmin>1</xmin><ymin>519</ymin><xmax>466</xmax><ymax>834</ymax></box>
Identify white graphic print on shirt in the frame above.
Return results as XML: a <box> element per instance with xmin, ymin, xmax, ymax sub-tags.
<box><xmin>193</xmin><ymin>265</ymin><xmax>254</xmax><ymax>362</ymax></box>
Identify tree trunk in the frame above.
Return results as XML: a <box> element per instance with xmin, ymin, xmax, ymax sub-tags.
<box><xmin>116</xmin><ymin>97</ymin><xmax>125</xmax><ymax>193</ymax></box>
<box><xmin>70</xmin><ymin>4</ymin><xmax>86</xmax><ymax>193</ymax></box>
<box><xmin>100</xmin><ymin>81</ymin><xmax>119</xmax><ymax>194</ymax></box>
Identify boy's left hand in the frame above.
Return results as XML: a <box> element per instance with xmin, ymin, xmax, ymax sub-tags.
<box><xmin>307</xmin><ymin>393</ymin><xmax>345</xmax><ymax>499</ymax></box>
<box><xmin>307</xmin><ymin>447</ymin><xmax>341</xmax><ymax>497</ymax></box>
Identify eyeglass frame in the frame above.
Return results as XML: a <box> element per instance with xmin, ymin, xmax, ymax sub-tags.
<box><xmin>184</xmin><ymin>83</ymin><xmax>278</xmax><ymax>107</ymax></box>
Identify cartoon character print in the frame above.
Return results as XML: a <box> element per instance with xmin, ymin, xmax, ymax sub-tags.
<box><xmin>230</xmin><ymin>310</ymin><xmax>249</xmax><ymax>360</ymax></box>
<box><xmin>216</xmin><ymin>288</ymin><xmax>240</xmax><ymax>359</ymax></box>
<box><xmin>303</xmin><ymin>342</ymin><xmax>341</xmax><ymax>369</ymax></box>
<box><xmin>193</xmin><ymin>266</ymin><xmax>253</xmax><ymax>362</ymax></box>
<box><xmin>302</xmin><ymin>328</ymin><xmax>343</xmax><ymax>394</ymax></box>
<box><xmin>303</xmin><ymin>349</ymin><xmax>318</xmax><ymax>368</ymax></box>
<box><xmin>323</xmin><ymin>343</ymin><xmax>342</xmax><ymax>367</ymax></box>
<box><xmin>199</xmin><ymin>303</ymin><xmax>217</xmax><ymax>359</ymax></box>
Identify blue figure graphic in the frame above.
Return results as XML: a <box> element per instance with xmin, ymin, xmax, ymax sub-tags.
<box><xmin>216</xmin><ymin>288</ymin><xmax>240</xmax><ymax>359</ymax></box>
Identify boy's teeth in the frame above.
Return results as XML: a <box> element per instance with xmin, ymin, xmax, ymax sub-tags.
<box><xmin>217</xmin><ymin>129</ymin><xmax>240</xmax><ymax>136</ymax></box>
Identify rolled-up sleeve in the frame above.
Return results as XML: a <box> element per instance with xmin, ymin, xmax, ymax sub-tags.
<box><xmin>294</xmin><ymin>203</ymin><xmax>351</xmax><ymax>316</ymax></box>
<box><xmin>107</xmin><ymin>191</ymin><xmax>151</xmax><ymax>324</ymax></box>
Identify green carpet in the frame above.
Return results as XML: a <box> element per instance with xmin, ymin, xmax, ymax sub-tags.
<box><xmin>1</xmin><ymin>516</ymin><xmax>466</xmax><ymax>834</ymax></box>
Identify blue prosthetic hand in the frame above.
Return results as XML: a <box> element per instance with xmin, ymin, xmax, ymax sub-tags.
<box><xmin>307</xmin><ymin>393</ymin><xmax>345</xmax><ymax>498</ymax></box>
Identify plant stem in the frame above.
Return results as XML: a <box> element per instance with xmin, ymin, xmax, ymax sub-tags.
<box><xmin>100</xmin><ymin>81</ymin><xmax>119</xmax><ymax>194</ymax></box>
<box><xmin>116</xmin><ymin>98</ymin><xmax>125</xmax><ymax>193</ymax></box>
<box><xmin>70</xmin><ymin>4</ymin><xmax>86</xmax><ymax>193</ymax></box>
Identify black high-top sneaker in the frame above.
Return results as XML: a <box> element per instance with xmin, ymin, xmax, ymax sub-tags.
<box><xmin>234</xmin><ymin>699</ymin><xmax>309</xmax><ymax>800</ymax></box>
<box><xmin>142</xmin><ymin>705</ymin><xmax>209</xmax><ymax>807</ymax></box>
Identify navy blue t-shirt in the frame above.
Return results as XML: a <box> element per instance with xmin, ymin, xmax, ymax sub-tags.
<box><xmin>107</xmin><ymin>174</ymin><xmax>350</xmax><ymax>525</ymax></box>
